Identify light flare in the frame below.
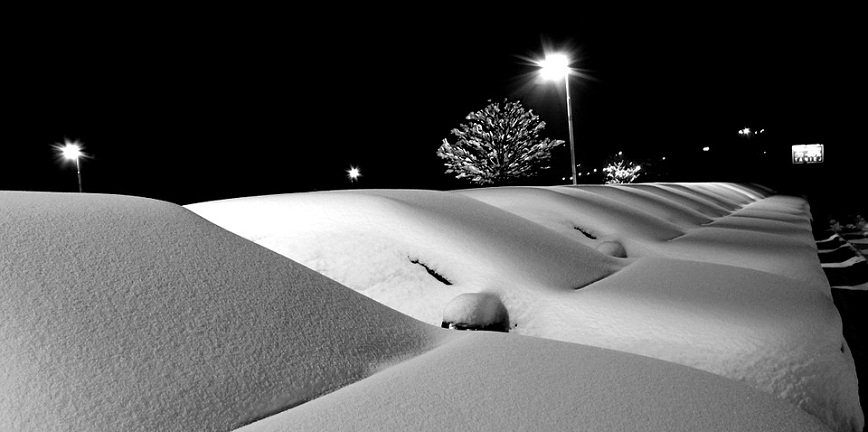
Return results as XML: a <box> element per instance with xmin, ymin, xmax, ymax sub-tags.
<box><xmin>55</xmin><ymin>139</ymin><xmax>85</xmax><ymax>161</ymax></box>
<box><xmin>347</xmin><ymin>166</ymin><xmax>361</xmax><ymax>182</ymax></box>
<box><xmin>537</xmin><ymin>53</ymin><xmax>571</xmax><ymax>81</ymax></box>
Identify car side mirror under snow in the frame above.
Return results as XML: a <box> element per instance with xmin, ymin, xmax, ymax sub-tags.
<box><xmin>441</xmin><ymin>292</ymin><xmax>510</xmax><ymax>332</ymax></box>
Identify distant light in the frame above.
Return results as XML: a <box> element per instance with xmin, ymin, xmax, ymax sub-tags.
<box><xmin>636</xmin><ymin>165</ymin><xmax>642</xmax><ymax>171</ymax></box>
<box><xmin>59</xmin><ymin>141</ymin><xmax>83</xmax><ymax>160</ymax></box>
<box><xmin>702</xmin><ymin>146</ymin><xmax>711</xmax><ymax>152</ymax></box>
<box><xmin>577</xmin><ymin>173</ymin><xmax>582</xmax><ymax>176</ymax></box>
<box><xmin>569</xmin><ymin>176</ymin><xmax>574</xmax><ymax>181</ymax></box>
<box><xmin>661</xmin><ymin>156</ymin><xmax>667</xmax><ymax>160</ymax></box>
<box><xmin>562</xmin><ymin>177</ymin><xmax>566</xmax><ymax>181</ymax></box>
<box><xmin>53</xmin><ymin>139</ymin><xmax>86</xmax><ymax>193</ymax></box>
<box><xmin>347</xmin><ymin>166</ymin><xmax>361</xmax><ymax>182</ymax></box>
<box><xmin>537</xmin><ymin>53</ymin><xmax>570</xmax><ymax>81</ymax></box>
<box><xmin>759</xmin><ymin>129</ymin><xmax>765</xmax><ymax>133</ymax></box>
<box><xmin>738</xmin><ymin>128</ymin><xmax>752</xmax><ymax>136</ymax></box>
<box><xmin>593</xmin><ymin>168</ymin><xmax>597</xmax><ymax>173</ymax></box>
<box><xmin>617</xmin><ymin>151</ymin><xmax>623</xmax><ymax>156</ymax></box>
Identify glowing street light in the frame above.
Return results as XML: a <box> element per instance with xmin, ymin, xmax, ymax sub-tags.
<box><xmin>538</xmin><ymin>52</ymin><xmax>578</xmax><ymax>185</ymax></box>
<box><xmin>55</xmin><ymin>139</ymin><xmax>85</xmax><ymax>192</ymax></box>
<box><xmin>739</xmin><ymin>127</ymin><xmax>765</xmax><ymax>137</ymax></box>
<box><xmin>347</xmin><ymin>166</ymin><xmax>361</xmax><ymax>183</ymax></box>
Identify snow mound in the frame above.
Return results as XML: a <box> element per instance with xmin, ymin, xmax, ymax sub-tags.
<box><xmin>463</xmin><ymin>184</ymin><xmax>828</xmax><ymax>288</ymax></box>
<box><xmin>559</xmin><ymin>258</ymin><xmax>859</xmax><ymax>432</ymax></box>
<box><xmin>571</xmin><ymin>184</ymin><xmax>714</xmax><ymax>227</ymax></box>
<box><xmin>596</xmin><ymin>240</ymin><xmax>627</xmax><ymax>257</ymax></box>
<box><xmin>621</xmin><ymin>183</ymin><xmax>733</xmax><ymax>217</ymax></box>
<box><xmin>186</xmin><ymin>189</ymin><xmax>623</xmax><ymax>324</ymax></box>
<box><xmin>2</xmin><ymin>190</ymin><xmax>840</xmax><ymax>432</ymax></box>
<box><xmin>441</xmin><ymin>292</ymin><xmax>510</xmax><ymax>331</ymax></box>
<box><xmin>457</xmin><ymin>186</ymin><xmax>686</xmax><ymax>244</ymax></box>
<box><xmin>237</xmin><ymin>333</ymin><xmax>832</xmax><ymax>432</ymax></box>
<box><xmin>0</xmin><ymin>191</ymin><xmax>444</xmax><ymax>432</ymax></box>
<box><xmin>188</xmin><ymin>182</ymin><xmax>862</xmax><ymax>431</ymax></box>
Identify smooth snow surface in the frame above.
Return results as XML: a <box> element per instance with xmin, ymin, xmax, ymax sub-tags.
<box><xmin>188</xmin><ymin>189</ymin><xmax>622</xmax><ymax>325</ymax></box>
<box><xmin>1</xmin><ymin>190</ymin><xmax>837</xmax><ymax>432</ymax></box>
<box><xmin>237</xmin><ymin>333</ymin><xmax>832</xmax><ymax>432</ymax></box>
<box><xmin>0</xmin><ymin>192</ymin><xmax>445</xmax><ymax>432</ymax></box>
<box><xmin>188</xmin><ymin>183</ymin><xmax>863</xmax><ymax>432</ymax></box>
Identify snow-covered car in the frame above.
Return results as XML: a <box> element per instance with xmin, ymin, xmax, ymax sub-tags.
<box><xmin>0</xmin><ymin>185</ymin><xmax>860</xmax><ymax>431</ymax></box>
<box><xmin>187</xmin><ymin>182</ymin><xmax>862</xmax><ymax>431</ymax></box>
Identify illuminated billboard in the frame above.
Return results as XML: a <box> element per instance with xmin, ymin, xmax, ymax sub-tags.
<box><xmin>792</xmin><ymin>144</ymin><xmax>824</xmax><ymax>164</ymax></box>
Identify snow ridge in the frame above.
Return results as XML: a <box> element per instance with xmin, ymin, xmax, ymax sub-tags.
<box><xmin>188</xmin><ymin>182</ymin><xmax>862</xmax><ymax>432</ymax></box>
<box><xmin>0</xmin><ymin>192</ymin><xmax>445</xmax><ymax>432</ymax></box>
<box><xmin>0</xmin><ymin>183</ymin><xmax>859</xmax><ymax>431</ymax></box>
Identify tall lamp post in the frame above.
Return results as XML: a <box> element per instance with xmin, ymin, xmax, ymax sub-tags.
<box><xmin>538</xmin><ymin>53</ymin><xmax>577</xmax><ymax>185</ymax></box>
<box><xmin>57</xmin><ymin>140</ymin><xmax>84</xmax><ymax>192</ymax></box>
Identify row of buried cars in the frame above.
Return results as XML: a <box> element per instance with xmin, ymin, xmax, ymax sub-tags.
<box><xmin>1</xmin><ymin>184</ymin><xmax>864</xmax><ymax>431</ymax></box>
<box><xmin>817</xmin><ymin>217</ymin><xmax>868</xmax><ymax>289</ymax></box>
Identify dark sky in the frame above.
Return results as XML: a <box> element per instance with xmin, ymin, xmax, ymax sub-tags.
<box><xmin>4</xmin><ymin>8</ymin><xmax>864</xmax><ymax>208</ymax></box>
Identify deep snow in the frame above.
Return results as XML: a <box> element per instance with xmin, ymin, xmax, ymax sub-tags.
<box><xmin>0</xmin><ymin>190</ymin><xmax>839</xmax><ymax>431</ymax></box>
<box><xmin>0</xmin><ymin>192</ymin><xmax>445</xmax><ymax>431</ymax></box>
<box><xmin>188</xmin><ymin>182</ymin><xmax>863</xmax><ymax>432</ymax></box>
<box><xmin>237</xmin><ymin>333</ymin><xmax>833</xmax><ymax>432</ymax></box>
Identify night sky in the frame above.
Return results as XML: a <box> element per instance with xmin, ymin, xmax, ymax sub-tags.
<box><xmin>5</xmin><ymin>8</ymin><xmax>864</xmax><ymax>213</ymax></box>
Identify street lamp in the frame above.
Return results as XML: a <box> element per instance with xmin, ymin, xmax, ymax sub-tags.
<box><xmin>347</xmin><ymin>166</ymin><xmax>361</xmax><ymax>183</ymax></box>
<box><xmin>538</xmin><ymin>53</ymin><xmax>577</xmax><ymax>185</ymax></box>
<box><xmin>56</xmin><ymin>139</ymin><xmax>85</xmax><ymax>192</ymax></box>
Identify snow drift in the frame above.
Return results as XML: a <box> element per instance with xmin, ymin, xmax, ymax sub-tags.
<box><xmin>0</xmin><ymin>192</ymin><xmax>445</xmax><ymax>431</ymax></box>
<box><xmin>0</xmin><ymin>190</ymin><xmax>836</xmax><ymax>431</ymax></box>
<box><xmin>238</xmin><ymin>333</ymin><xmax>832</xmax><ymax>432</ymax></box>
<box><xmin>188</xmin><ymin>182</ymin><xmax>863</xmax><ymax>432</ymax></box>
